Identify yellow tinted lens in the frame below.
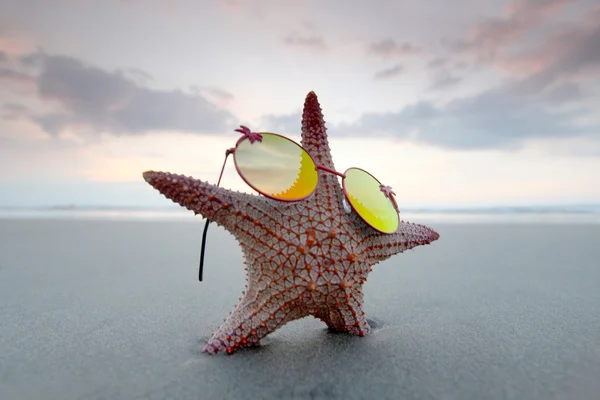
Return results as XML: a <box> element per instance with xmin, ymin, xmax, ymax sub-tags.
<box><xmin>234</xmin><ymin>133</ymin><xmax>318</xmax><ymax>200</ymax></box>
<box><xmin>344</xmin><ymin>168</ymin><xmax>399</xmax><ymax>233</ymax></box>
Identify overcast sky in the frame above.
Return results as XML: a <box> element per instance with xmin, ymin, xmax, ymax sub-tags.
<box><xmin>1</xmin><ymin>0</ymin><xmax>599</xmax><ymax>208</ymax></box>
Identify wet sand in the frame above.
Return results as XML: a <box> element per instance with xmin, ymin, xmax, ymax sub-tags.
<box><xmin>1</xmin><ymin>220</ymin><xmax>599</xmax><ymax>399</ymax></box>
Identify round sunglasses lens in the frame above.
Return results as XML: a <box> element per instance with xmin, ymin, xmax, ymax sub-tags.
<box><xmin>343</xmin><ymin>168</ymin><xmax>399</xmax><ymax>233</ymax></box>
<box><xmin>234</xmin><ymin>133</ymin><xmax>318</xmax><ymax>200</ymax></box>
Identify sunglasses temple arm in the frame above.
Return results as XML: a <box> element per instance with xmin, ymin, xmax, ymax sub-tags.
<box><xmin>198</xmin><ymin>220</ymin><xmax>210</xmax><ymax>281</ymax></box>
<box><xmin>216</xmin><ymin>148</ymin><xmax>234</xmax><ymax>187</ymax></box>
<box><xmin>198</xmin><ymin>148</ymin><xmax>235</xmax><ymax>282</ymax></box>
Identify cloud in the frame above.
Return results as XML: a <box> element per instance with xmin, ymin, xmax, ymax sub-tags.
<box><xmin>0</xmin><ymin>31</ymin><xmax>36</xmax><ymax>56</ymax></box>
<box><xmin>122</xmin><ymin>67</ymin><xmax>153</xmax><ymax>83</ymax></box>
<box><xmin>464</xmin><ymin>0</ymin><xmax>573</xmax><ymax>54</ymax></box>
<box><xmin>390</xmin><ymin>0</ymin><xmax>599</xmax><ymax>152</ymax></box>
<box><xmin>336</xmin><ymin>82</ymin><xmax>594</xmax><ymax>150</ymax></box>
<box><xmin>33</xmin><ymin>113</ymin><xmax>70</xmax><ymax>135</ymax></box>
<box><xmin>544</xmin><ymin>82</ymin><xmax>583</xmax><ymax>104</ymax></box>
<box><xmin>451</xmin><ymin>0</ymin><xmax>599</xmax><ymax>94</ymax></box>
<box><xmin>429</xmin><ymin>71</ymin><xmax>462</xmax><ymax>90</ymax></box>
<box><xmin>283</xmin><ymin>33</ymin><xmax>327</xmax><ymax>50</ymax></box>
<box><xmin>374</xmin><ymin>64</ymin><xmax>404</xmax><ymax>80</ymax></box>
<box><xmin>2</xmin><ymin>102</ymin><xmax>28</xmax><ymax>113</ymax></box>
<box><xmin>1</xmin><ymin>102</ymin><xmax>29</xmax><ymax>120</ymax></box>
<box><xmin>367</xmin><ymin>39</ymin><xmax>418</xmax><ymax>58</ymax></box>
<box><xmin>13</xmin><ymin>53</ymin><xmax>235</xmax><ymax>136</ymax></box>
<box><xmin>199</xmin><ymin>86</ymin><xmax>234</xmax><ymax>103</ymax></box>
<box><xmin>0</xmin><ymin>67</ymin><xmax>36</xmax><ymax>87</ymax></box>
<box><xmin>189</xmin><ymin>85</ymin><xmax>234</xmax><ymax>108</ymax></box>
<box><xmin>220</xmin><ymin>0</ymin><xmax>243</xmax><ymax>11</ymax></box>
<box><xmin>19</xmin><ymin>52</ymin><xmax>43</xmax><ymax>67</ymax></box>
<box><xmin>0</xmin><ymin>51</ymin><xmax>8</xmax><ymax>62</ymax></box>
<box><xmin>511</xmin><ymin>21</ymin><xmax>600</xmax><ymax>93</ymax></box>
<box><xmin>261</xmin><ymin>111</ymin><xmax>301</xmax><ymax>135</ymax></box>
<box><xmin>254</xmin><ymin>1</ymin><xmax>599</xmax><ymax>153</ymax></box>
<box><xmin>428</xmin><ymin>57</ymin><xmax>448</xmax><ymax>69</ymax></box>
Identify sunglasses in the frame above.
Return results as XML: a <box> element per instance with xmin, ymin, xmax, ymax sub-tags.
<box><xmin>198</xmin><ymin>125</ymin><xmax>400</xmax><ymax>281</ymax></box>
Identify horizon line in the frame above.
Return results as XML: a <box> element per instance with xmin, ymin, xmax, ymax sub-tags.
<box><xmin>1</xmin><ymin>204</ymin><xmax>599</xmax><ymax>214</ymax></box>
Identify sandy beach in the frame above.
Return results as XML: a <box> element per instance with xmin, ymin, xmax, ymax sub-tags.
<box><xmin>1</xmin><ymin>219</ymin><xmax>599</xmax><ymax>399</ymax></box>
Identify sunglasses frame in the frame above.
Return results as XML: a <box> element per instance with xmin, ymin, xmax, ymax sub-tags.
<box><xmin>198</xmin><ymin>127</ymin><xmax>400</xmax><ymax>281</ymax></box>
<box><xmin>232</xmin><ymin>132</ymin><xmax>316</xmax><ymax>202</ymax></box>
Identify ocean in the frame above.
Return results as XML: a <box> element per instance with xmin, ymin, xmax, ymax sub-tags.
<box><xmin>1</xmin><ymin>204</ymin><xmax>600</xmax><ymax>224</ymax></box>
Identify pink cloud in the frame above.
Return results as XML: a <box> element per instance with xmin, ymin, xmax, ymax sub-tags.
<box><xmin>468</xmin><ymin>0</ymin><xmax>574</xmax><ymax>51</ymax></box>
<box><xmin>455</xmin><ymin>0</ymin><xmax>599</xmax><ymax>92</ymax></box>
<box><xmin>501</xmin><ymin>11</ymin><xmax>600</xmax><ymax>86</ymax></box>
<box><xmin>220</xmin><ymin>0</ymin><xmax>243</xmax><ymax>11</ymax></box>
<box><xmin>0</xmin><ymin>33</ymin><xmax>36</xmax><ymax>56</ymax></box>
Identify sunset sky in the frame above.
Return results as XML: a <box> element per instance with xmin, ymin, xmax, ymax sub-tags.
<box><xmin>1</xmin><ymin>0</ymin><xmax>599</xmax><ymax>208</ymax></box>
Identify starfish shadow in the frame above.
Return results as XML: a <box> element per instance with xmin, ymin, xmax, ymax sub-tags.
<box><xmin>193</xmin><ymin>315</ymin><xmax>388</xmax><ymax>357</ymax></box>
<box><xmin>324</xmin><ymin>318</ymin><xmax>384</xmax><ymax>335</ymax></box>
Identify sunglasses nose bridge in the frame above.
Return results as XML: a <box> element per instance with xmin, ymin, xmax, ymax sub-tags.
<box><xmin>314</xmin><ymin>164</ymin><xmax>355</xmax><ymax>216</ymax></box>
<box><xmin>315</xmin><ymin>164</ymin><xmax>346</xmax><ymax>178</ymax></box>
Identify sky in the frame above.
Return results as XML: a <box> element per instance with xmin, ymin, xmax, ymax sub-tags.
<box><xmin>1</xmin><ymin>0</ymin><xmax>599</xmax><ymax>209</ymax></box>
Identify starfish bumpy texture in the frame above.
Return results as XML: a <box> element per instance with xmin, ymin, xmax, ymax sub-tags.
<box><xmin>143</xmin><ymin>91</ymin><xmax>439</xmax><ymax>355</ymax></box>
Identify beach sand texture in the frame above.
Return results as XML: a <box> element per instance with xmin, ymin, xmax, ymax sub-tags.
<box><xmin>1</xmin><ymin>220</ymin><xmax>599</xmax><ymax>399</ymax></box>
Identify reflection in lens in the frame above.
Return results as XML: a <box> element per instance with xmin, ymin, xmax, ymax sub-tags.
<box><xmin>343</xmin><ymin>168</ymin><xmax>399</xmax><ymax>233</ymax></box>
<box><xmin>234</xmin><ymin>133</ymin><xmax>318</xmax><ymax>200</ymax></box>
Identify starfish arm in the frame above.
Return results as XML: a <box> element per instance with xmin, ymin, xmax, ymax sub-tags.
<box><xmin>300</xmin><ymin>91</ymin><xmax>344</xmax><ymax>211</ymax></box>
<box><xmin>142</xmin><ymin>171</ymin><xmax>269</xmax><ymax>234</ymax></box>
<box><xmin>315</xmin><ymin>307</ymin><xmax>346</xmax><ymax>332</ymax></box>
<box><xmin>301</xmin><ymin>91</ymin><xmax>335</xmax><ymax>170</ymax></box>
<box><xmin>314</xmin><ymin>286</ymin><xmax>371</xmax><ymax>336</ymax></box>
<box><xmin>202</xmin><ymin>292</ymin><xmax>308</xmax><ymax>355</ymax></box>
<box><xmin>362</xmin><ymin>221</ymin><xmax>440</xmax><ymax>263</ymax></box>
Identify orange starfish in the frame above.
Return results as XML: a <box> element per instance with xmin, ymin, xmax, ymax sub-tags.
<box><xmin>143</xmin><ymin>91</ymin><xmax>439</xmax><ymax>355</ymax></box>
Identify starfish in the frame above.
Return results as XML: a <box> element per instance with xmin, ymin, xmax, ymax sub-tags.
<box><xmin>143</xmin><ymin>91</ymin><xmax>440</xmax><ymax>355</ymax></box>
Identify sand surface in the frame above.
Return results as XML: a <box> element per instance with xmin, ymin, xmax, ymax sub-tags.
<box><xmin>1</xmin><ymin>220</ymin><xmax>599</xmax><ymax>399</ymax></box>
